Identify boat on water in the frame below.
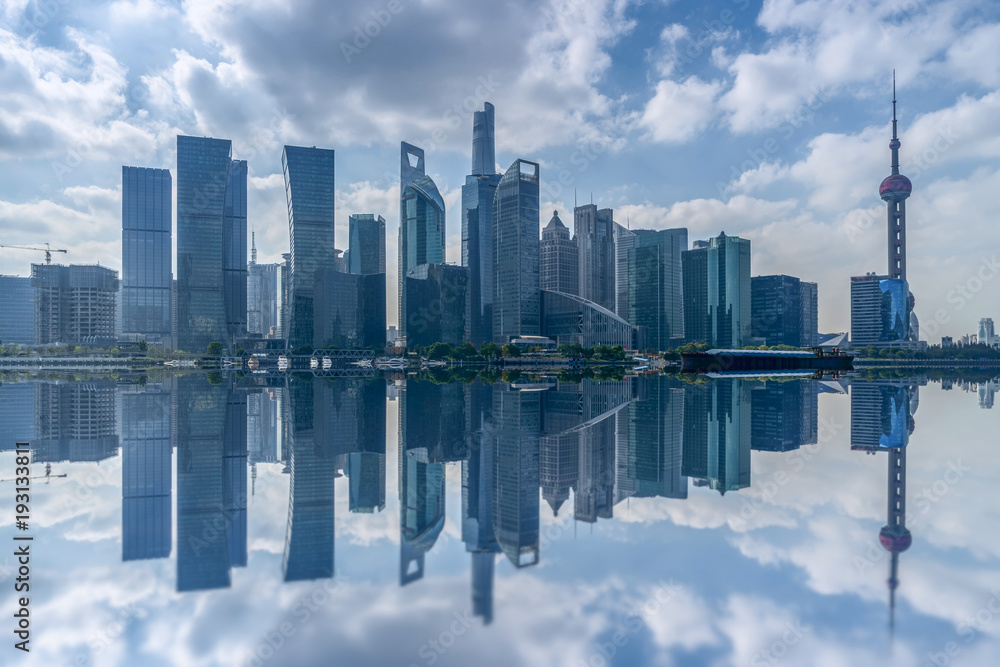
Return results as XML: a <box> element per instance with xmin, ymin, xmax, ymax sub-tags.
<box><xmin>322</xmin><ymin>357</ymin><xmax>332</xmax><ymax>370</ymax></box>
<box><xmin>310</xmin><ymin>357</ymin><xmax>319</xmax><ymax>369</ymax></box>
<box><xmin>680</xmin><ymin>348</ymin><xmax>852</xmax><ymax>373</ymax></box>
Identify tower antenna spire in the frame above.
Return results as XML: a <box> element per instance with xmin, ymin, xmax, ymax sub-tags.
<box><xmin>251</xmin><ymin>229</ymin><xmax>257</xmax><ymax>264</ymax></box>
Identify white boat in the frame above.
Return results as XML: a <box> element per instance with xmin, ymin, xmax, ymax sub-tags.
<box><xmin>310</xmin><ymin>358</ymin><xmax>319</xmax><ymax>369</ymax></box>
<box><xmin>322</xmin><ymin>357</ymin><xmax>332</xmax><ymax>370</ymax></box>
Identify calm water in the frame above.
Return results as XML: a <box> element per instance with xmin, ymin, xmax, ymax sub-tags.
<box><xmin>1</xmin><ymin>372</ymin><xmax>999</xmax><ymax>667</ymax></box>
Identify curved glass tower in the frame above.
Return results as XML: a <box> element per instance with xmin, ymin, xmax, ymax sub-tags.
<box><xmin>399</xmin><ymin>142</ymin><xmax>445</xmax><ymax>339</ymax></box>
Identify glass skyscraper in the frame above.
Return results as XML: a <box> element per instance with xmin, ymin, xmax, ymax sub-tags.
<box><xmin>682</xmin><ymin>232</ymin><xmax>751</xmax><ymax>348</ymax></box>
<box><xmin>463</xmin><ymin>103</ymin><xmax>503</xmax><ymax>346</ymax></box>
<box><xmin>0</xmin><ymin>276</ymin><xmax>35</xmax><ymax>345</ymax></box>
<box><xmin>627</xmin><ymin>228</ymin><xmax>687</xmax><ymax>351</ymax></box>
<box><xmin>405</xmin><ymin>263</ymin><xmax>469</xmax><ymax>348</ymax></box>
<box><xmin>176</xmin><ymin>135</ymin><xmax>246</xmax><ymax>353</ymax></box>
<box><xmin>121</xmin><ymin>166</ymin><xmax>171</xmax><ymax>343</ymax></box>
<box><xmin>313</xmin><ymin>269</ymin><xmax>386</xmax><ymax>350</ymax></box>
<box><xmin>539</xmin><ymin>210</ymin><xmax>578</xmax><ymax>295</ymax></box>
<box><xmin>574</xmin><ymin>204</ymin><xmax>616</xmax><ymax>312</ymax></box>
<box><xmin>399</xmin><ymin>142</ymin><xmax>445</xmax><ymax>340</ymax></box>
<box><xmin>121</xmin><ymin>382</ymin><xmax>172</xmax><ymax>561</ymax></box>
<box><xmin>347</xmin><ymin>214</ymin><xmax>386</xmax><ymax>275</ymax></box>
<box><xmin>283</xmin><ymin>145</ymin><xmax>336</xmax><ymax>351</ymax></box>
<box><xmin>492</xmin><ymin>159</ymin><xmax>540</xmax><ymax>343</ymax></box>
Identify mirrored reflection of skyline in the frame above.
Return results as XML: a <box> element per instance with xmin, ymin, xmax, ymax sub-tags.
<box><xmin>1</xmin><ymin>370</ymin><xmax>997</xmax><ymax>664</ymax></box>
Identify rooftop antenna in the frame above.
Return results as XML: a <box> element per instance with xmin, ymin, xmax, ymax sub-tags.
<box><xmin>574</xmin><ymin>189</ymin><xmax>577</xmax><ymax>209</ymax></box>
<box><xmin>251</xmin><ymin>229</ymin><xmax>257</xmax><ymax>264</ymax></box>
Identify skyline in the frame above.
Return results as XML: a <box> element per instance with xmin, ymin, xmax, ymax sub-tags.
<box><xmin>1</xmin><ymin>1</ymin><xmax>999</xmax><ymax>339</ymax></box>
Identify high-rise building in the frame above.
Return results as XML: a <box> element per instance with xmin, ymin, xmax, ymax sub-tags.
<box><xmin>614</xmin><ymin>223</ymin><xmax>636</xmax><ymax>321</ymax></box>
<box><xmin>283</xmin><ymin>145</ymin><xmax>336</xmax><ymax>350</ymax></box>
<box><xmin>750</xmin><ymin>274</ymin><xmax>819</xmax><ymax>347</ymax></box>
<box><xmin>540</xmin><ymin>211</ymin><xmax>578</xmax><ymax>295</ymax></box>
<box><xmin>121</xmin><ymin>166</ymin><xmax>172</xmax><ymax>343</ymax></box>
<box><xmin>574</xmin><ymin>204</ymin><xmax>615</xmax><ymax>312</ymax></box>
<box><xmin>405</xmin><ymin>263</ymin><xmax>469</xmax><ymax>348</ymax></box>
<box><xmin>627</xmin><ymin>228</ymin><xmax>687</xmax><ymax>351</ymax></box>
<box><xmin>682</xmin><ymin>232</ymin><xmax>751</xmax><ymax>348</ymax></box>
<box><xmin>800</xmin><ymin>281</ymin><xmax>818</xmax><ymax>347</ymax></box>
<box><xmin>176</xmin><ymin>136</ymin><xmax>246</xmax><ymax>353</ymax></box>
<box><xmin>850</xmin><ymin>382</ymin><xmax>914</xmax><ymax>451</ymax></box>
<box><xmin>399</xmin><ymin>142</ymin><xmax>445</xmax><ymax>340</ymax></box>
<box><xmin>492</xmin><ymin>159</ymin><xmax>540</xmax><ymax>343</ymax></box>
<box><xmin>0</xmin><ymin>276</ymin><xmax>36</xmax><ymax>345</ymax></box>
<box><xmin>313</xmin><ymin>269</ymin><xmax>386</xmax><ymax>350</ymax></box>
<box><xmin>462</xmin><ymin>104</ymin><xmax>503</xmax><ymax>347</ymax></box>
<box><xmin>850</xmin><ymin>274</ymin><xmax>910</xmax><ymax>346</ymax></box>
<box><xmin>121</xmin><ymin>382</ymin><xmax>172</xmax><ymax>561</ymax></box>
<box><xmin>539</xmin><ymin>290</ymin><xmax>633</xmax><ymax>349</ymax></box>
<box><xmin>979</xmin><ymin>318</ymin><xmax>997</xmax><ymax>347</ymax></box>
<box><xmin>246</xmin><ymin>233</ymin><xmax>281</xmax><ymax>337</ymax></box>
<box><xmin>31</xmin><ymin>264</ymin><xmax>119</xmax><ymax>345</ymax></box>
<box><xmin>347</xmin><ymin>214</ymin><xmax>387</xmax><ymax>275</ymax></box>
<box><xmin>247</xmin><ymin>388</ymin><xmax>279</xmax><ymax>464</ymax></box>
<box><xmin>0</xmin><ymin>382</ymin><xmax>35</xmax><ymax>451</ymax></box>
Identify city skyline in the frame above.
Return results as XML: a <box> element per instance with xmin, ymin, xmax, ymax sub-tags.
<box><xmin>1</xmin><ymin>1</ymin><xmax>998</xmax><ymax>339</ymax></box>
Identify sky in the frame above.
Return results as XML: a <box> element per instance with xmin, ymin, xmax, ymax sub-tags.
<box><xmin>0</xmin><ymin>0</ymin><xmax>999</xmax><ymax>337</ymax></box>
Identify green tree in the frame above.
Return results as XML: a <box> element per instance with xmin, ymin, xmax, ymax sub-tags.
<box><xmin>207</xmin><ymin>341</ymin><xmax>223</xmax><ymax>355</ymax></box>
<box><xmin>427</xmin><ymin>342</ymin><xmax>454</xmax><ymax>360</ymax></box>
<box><xmin>109</xmin><ymin>347</ymin><xmax>121</xmax><ymax>356</ymax></box>
<box><xmin>479</xmin><ymin>342</ymin><xmax>500</xmax><ymax>358</ymax></box>
<box><xmin>453</xmin><ymin>342</ymin><xmax>477</xmax><ymax>359</ymax></box>
<box><xmin>501</xmin><ymin>343</ymin><xmax>519</xmax><ymax>357</ymax></box>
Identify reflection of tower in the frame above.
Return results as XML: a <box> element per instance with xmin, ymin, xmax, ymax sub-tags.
<box><xmin>34</xmin><ymin>381</ymin><xmax>119</xmax><ymax>463</ymax></box>
<box><xmin>283</xmin><ymin>379</ymin><xmax>335</xmax><ymax>581</ymax></box>
<box><xmin>121</xmin><ymin>382</ymin><xmax>172</xmax><ymax>561</ymax></box>
<box><xmin>462</xmin><ymin>380</ymin><xmax>500</xmax><ymax>624</ymax></box>
<box><xmin>681</xmin><ymin>379</ymin><xmax>751</xmax><ymax>495</ymax></box>
<box><xmin>881</xmin><ymin>446</ymin><xmax>912</xmax><ymax>634</ymax></box>
<box><xmin>493</xmin><ymin>383</ymin><xmax>540</xmax><ymax>567</ymax></box>
<box><xmin>627</xmin><ymin>376</ymin><xmax>687</xmax><ymax>499</ymax></box>
<box><xmin>224</xmin><ymin>389</ymin><xmax>248</xmax><ymax>568</ymax></box>
<box><xmin>398</xmin><ymin>380</ymin><xmax>446</xmax><ymax>586</ymax></box>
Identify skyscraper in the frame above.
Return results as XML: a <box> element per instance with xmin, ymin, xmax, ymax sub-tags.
<box><xmin>751</xmin><ymin>274</ymin><xmax>816</xmax><ymax>347</ymax></box>
<box><xmin>540</xmin><ymin>210</ymin><xmax>578</xmax><ymax>295</ymax></box>
<box><xmin>177</xmin><ymin>136</ymin><xmax>246</xmax><ymax>352</ymax></box>
<box><xmin>850</xmin><ymin>274</ymin><xmax>910</xmax><ymax>346</ymax></box>
<box><xmin>462</xmin><ymin>104</ymin><xmax>503</xmax><ymax>346</ymax></box>
<box><xmin>121</xmin><ymin>382</ymin><xmax>172</xmax><ymax>561</ymax></box>
<box><xmin>574</xmin><ymin>204</ymin><xmax>615</xmax><ymax>312</ymax></box>
<box><xmin>121</xmin><ymin>166</ymin><xmax>172</xmax><ymax>343</ymax></box>
<box><xmin>0</xmin><ymin>276</ymin><xmax>36</xmax><ymax>345</ymax></box>
<box><xmin>283</xmin><ymin>145</ymin><xmax>336</xmax><ymax>351</ymax></box>
<box><xmin>625</xmin><ymin>376</ymin><xmax>686</xmax><ymax>499</ymax></box>
<box><xmin>614</xmin><ymin>223</ymin><xmax>636</xmax><ymax>321</ymax></box>
<box><xmin>492</xmin><ymin>159</ymin><xmax>540</xmax><ymax>343</ymax></box>
<box><xmin>347</xmin><ymin>214</ymin><xmax>387</xmax><ymax>275</ymax></box>
<box><xmin>313</xmin><ymin>269</ymin><xmax>386</xmax><ymax>350</ymax></box>
<box><xmin>246</xmin><ymin>233</ymin><xmax>281</xmax><ymax>337</ymax></box>
<box><xmin>627</xmin><ymin>228</ymin><xmax>687</xmax><ymax>351</ymax></box>
<box><xmin>682</xmin><ymin>232</ymin><xmax>751</xmax><ymax>348</ymax></box>
<box><xmin>681</xmin><ymin>379</ymin><xmax>751</xmax><ymax>495</ymax></box>
<box><xmin>800</xmin><ymin>281</ymin><xmax>818</xmax><ymax>347</ymax></box>
<box><xmin>492</xmin><ymin>383</ymin><xmax>540</xmax><ymax>567</ymax></box>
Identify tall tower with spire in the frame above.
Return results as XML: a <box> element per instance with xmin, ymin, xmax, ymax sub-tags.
<box><xmin>880</xmin><ymin>72</ymin><xmax>912</xmax><ymax>282</ymax></box>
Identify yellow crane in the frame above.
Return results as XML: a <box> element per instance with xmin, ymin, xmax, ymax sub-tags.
<box><xmin>0</xmin><ymin>242</ymin><xmax>68</xmax><ymax>264</ymax></box>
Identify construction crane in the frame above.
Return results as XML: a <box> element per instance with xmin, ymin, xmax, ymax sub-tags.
<box><xmin>0</xmin><ymin>463</ymin><xmax>67</xmax><ymax>484</ymax></box>
<box><xmin>0</xmin><ymin>242</ymin><xmax>68</xmax><ymax>264</ymax></box>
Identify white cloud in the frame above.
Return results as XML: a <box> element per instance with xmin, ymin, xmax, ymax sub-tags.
<box><xmin>639</xmin><ymin>76</ymin><xmax>722</xmax><ymax>144</ymax></box>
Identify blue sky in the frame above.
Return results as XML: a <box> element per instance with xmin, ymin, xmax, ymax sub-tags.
<box><xmin>1</xmin><ymin>0</ymin><xmax>999</xmax><ymax>336</ymax></box>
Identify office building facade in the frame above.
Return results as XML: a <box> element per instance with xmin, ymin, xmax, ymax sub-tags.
<box><xmin>283</xmin><ymin>145</ymin><xmax>336</xmax><ymax>350</ymax></box>
<box><xmin>492</xmin><ymin>159</ymin><xmax>540</xmax><ymax>343</ymax></box>
<box><xmin>540</xmin><ymin>290</ymin><xmax>633</xmax><ymax>349</ymax></box>
<box><xmin>682</xmin><ymin>232</ymin><xmax>751</xmax><ymax>348</ymax></box>
<box><xmin>574</xmin><ymin>204</ymin><xmax>615</xmax><ymax>312</ymax></box>
<box><xmin>176</xmin><ymin>136</ymin><xmax>246</xmax><ymax>352</ymax></box>
<box><xmin>627</xmin><ymin>228</ymin><xmax>687</xmax><ymax>351</ymax></box>
<box><xmin>540</xmin><ymin>210</ymin><xmax>578</xmax><ymax>295</ymax></box>
<box><xmin>405</xmin><ymin>263</ymin><xmax>469</xmax><ymax>348</ymax></box>
<box><xmin>313</xmin><ymin>269</ymin><xmax>386</xmax><ymax>350</ymax></box>
<box><xmin>0</xmin><ymin>276</ymin><xmax>35</xmax><ymax>345</ymax></box>
<box><xmin>347</xmin><ymin>214</ymin><xmax>386</xmax><ymax>275</ymax></box>
<box><xmin>121</xmin><ymin>166</ymin><xmax>172</xmax><ymax>343</ymax></box>
<box><xmin>850</xmin><ymin>274</ymin><xmax>910</xmax><ymax>346</ymax></box>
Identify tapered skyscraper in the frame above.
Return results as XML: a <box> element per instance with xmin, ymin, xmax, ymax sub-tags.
<box><xmin>283</xmin><ymin>146</ymin><xmax>336</xmax><ymax>351</ymax></box>
<box><xmin>122</xmin><ymin>166</ymin><xmax>172</xmax><ymax>344</ymax></box>
<box><xmin>463</xmin><ymin>103</ymin><xmax>503</xmax><ymax>345</ymax></box>
<box><xmin>176</xmin><ymin>136</ymin><xmax>247</xmax><ymax>352</ymax></box>
<box><xmin>492</xmin><ymin>159</ymin><xmax>540</xmax><ymax>343</ymax></box>
<box><xmin>575</xmin><ymin>204</ymin><xmax>615</xmax><ymax>312</ymax></box>
<box><xmin>399</xmin><ymin>142</ymin><xmax>445</xmax><ymax>340</ymax></box>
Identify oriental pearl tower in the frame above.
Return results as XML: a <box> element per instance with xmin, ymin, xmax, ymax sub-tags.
<box><xmin>879</xmin><ymin>395</ymin><xmax>916</xmax><ymax>635</ymax></box>
<box><xmin>880</xmin><ymin>73</ymin><xmax>912</xmax><ymax>282</ymax></box>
